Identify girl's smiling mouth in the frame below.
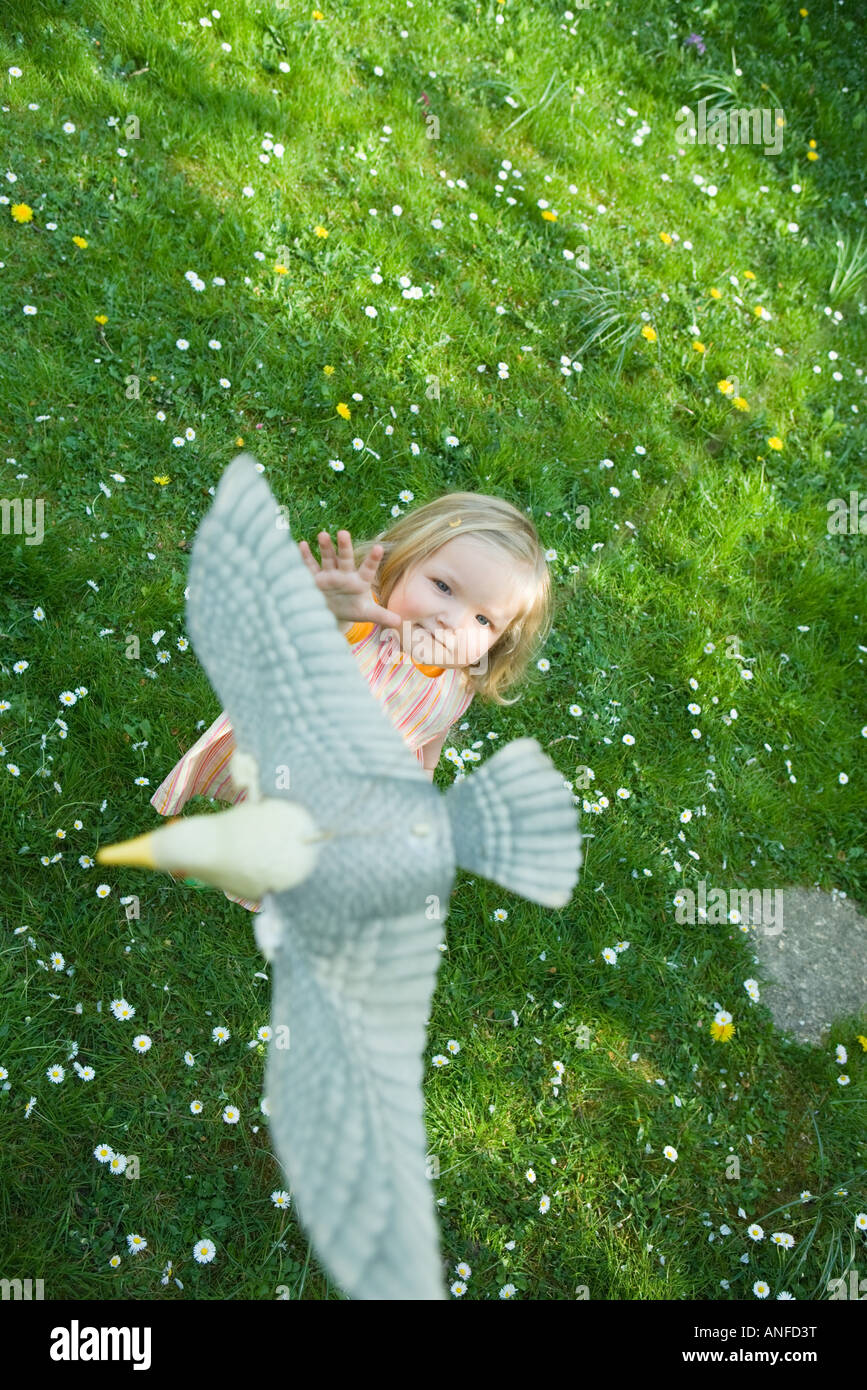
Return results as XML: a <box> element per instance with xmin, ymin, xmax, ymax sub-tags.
<box><xmin>412</xmin><ymin>623</ymin><xmax>450</xmax><ymax>657</ymax></box>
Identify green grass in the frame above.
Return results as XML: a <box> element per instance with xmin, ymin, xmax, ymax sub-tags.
<box><xmin>1</xmin><ymin>0</ymin><xmax>866</xmax><ymax>1300</ymax></box>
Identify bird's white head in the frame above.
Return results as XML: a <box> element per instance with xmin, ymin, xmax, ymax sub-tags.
<box><xmin>96</xmin><ymin>800</ymin><xmax>322</xmax><ymax>902</ymax></box>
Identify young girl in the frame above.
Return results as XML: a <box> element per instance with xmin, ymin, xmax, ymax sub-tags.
<box><xmin>149</xmin><ymin>489</ymin><xmax>554</xmax><ymax>912</ymax></box>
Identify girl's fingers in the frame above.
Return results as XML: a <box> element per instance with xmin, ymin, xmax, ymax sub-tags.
<box><xmin>302</xmin><ymin>531</ymin><xmax>378</xmax><ymax>595</ymax></box>
<box><xmin>375</xmin><ymin>605</ymin><xmax>403</xmax><ymax>630</ymax></box>
<box><xmin>318</xmin><ymin>530</ymin><xmax>353</xmax><ymax>570</ymax></box>
<box><xmin>336</xmin><ymin>530</ymin><xmax>355</xmax><ymax>566</ymax></box>
<box><xmin>296</xmin><ymin>540</ymin><xmax>320</xmax><ymax>575</ymax></box>
<box><xmin>361</xmin><ymin>543</ymin><xmax>382</xmax><ymax>575</ymax></box>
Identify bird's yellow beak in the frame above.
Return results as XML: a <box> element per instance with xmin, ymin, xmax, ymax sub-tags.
<box><xmin>96</xmin><ymin>819</ymin><xmax>183</xmax><ymax>870</ymax></box>
<box><xmin>96</xmin><ymin>832</ymin><xmax>158</xmax><ymax>869</ymax></box>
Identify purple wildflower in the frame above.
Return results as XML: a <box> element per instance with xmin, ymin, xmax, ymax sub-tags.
<box><xmin>684</xmin><ymin>33</ymin><xmax>706</xmax><ymax>55</ymax></box>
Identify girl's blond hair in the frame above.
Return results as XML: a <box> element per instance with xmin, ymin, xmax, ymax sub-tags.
<box><xmin>352</xmin><ymin>491</ymin><xmax>553</xmax><ymax>707</ymax></box>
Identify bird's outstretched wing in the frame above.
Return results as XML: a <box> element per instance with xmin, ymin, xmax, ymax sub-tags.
<box><xmin>186</xmin><ymin>453</ymin><xmax>425</xmax><ymax>824</ymax></box>
<box><xmin>261</xmin><ymin>896</ymin><xmax>448</xmax><ymax>1300</ymax></box>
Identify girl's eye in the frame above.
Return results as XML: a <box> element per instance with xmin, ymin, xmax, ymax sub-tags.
<box><xmin>431</xmin><ymin>578</ymin><xmax>492</xmax><ymax>627</ymax></box>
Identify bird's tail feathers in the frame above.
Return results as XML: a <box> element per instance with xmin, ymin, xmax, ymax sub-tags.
<box><xmin>444</xmin><ymin>738</ymin><xmax>582</xmax><ymax>908</ymax></box>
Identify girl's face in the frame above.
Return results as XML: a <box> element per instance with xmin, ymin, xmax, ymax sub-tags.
<box><xmin>385</xmin><ymin>534</ymin><xmax>526</xmax><ymax>670</ymax></box>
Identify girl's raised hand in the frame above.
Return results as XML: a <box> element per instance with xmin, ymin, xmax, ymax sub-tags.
<box><xmin>297</xmin><ymin>530</ymin><xmax>404</xmax><ymax>630</ymax></box>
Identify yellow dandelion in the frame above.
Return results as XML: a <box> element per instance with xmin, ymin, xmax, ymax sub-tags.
<box><xmin>807</xmin><ymin>150</ymin><xmax>819</xmax><ymax>161</ymax></box>
<box><xmin>323</xmin><ymin>365</ymin><xmax>335</xmax><ymax>375</ymax></box>
<box><xmin>336</xmin><ymin>402</ymin><xmax>351</xmax><ymax>419</ymax></box>
<box><xmin>313</xmin><ymin>225</ymin><xmax>329</xmax><ymax>237</ymax></box>
<box><xmin>541</xmin><ymin>210</ymin><xmax>558</xmax><ymax>221</ymax></box>
<box><xmin>641</xmin><ymin>325</ymin><xmax>657</xmax><ymax>342</ymax></box>
<box><xmin>312</xmin><ymin>9</ymin><xmax>324</xmax><ymax>18</ymax></box>
<box><xmin>11</xmin><ymin>203</ymin><xmax>34</xmax><ymax>223</ymax></box>
<box><xmin>856</xmin><ymin>1035</ymin><xmax>867</xmax><ymax>1051</ymax></box>
<box><xmin>709</xmin><ymin>287</ymin><xmax>722</xmax><ymax>299</ymax></box>
<box><xmin>153</xmin><ymin>475</ymin><xmax>170</xmax><ymax>486</ymax></box>
<box><xmin>768</xmin><ymin>436</ymin><xmax>784</xmax><ymax>450</ymax></box>
<box><xmin>692</xmin><ymin>341</ymin><xmax>706</xmax><ymax>353</ymax></box>
<box><xmin>659</xmin><ymin>232</ymin><xmax>673</xmax><ymax>245</ymax></box>
<box><xmin>753</xmin><ymin>305</ymin><xmax>765</xmax><ymax>317</ymax></box>
<box><xmin>94</xmin><ymin>314</ymin><xmax>108</xmax><ymax>325</ymax></box>
<box><xmin>743</xmin><ymin>270</ymin><xmax>756</xmax><ymax>280</ymax></box>
<box><xmin>799</xmin><ymin>7</ymin><xmax>808</xmax><ymax>14</ymax></box>
<box><xmin>808</xmin><ymin>139</ymin><xmax>817</xmax><ymax>148</ymax></box>
<box><xmin>710</xmin><ymin>1020</ymin><xmax>735</xmax><ymax>1042</ymax></box>
<box><xmin>235</xmin><ymin>436</ymin><xmax>244</xmax><ymax>446</ymax></box>
<box><xmin>776</xmin><ymin>115</ymin><xmax>785</xmax><ymax>127</ymax></box>
<box><xmin>733</xmin><ymin>397</ymin><xmax>749</xmax><ymax>411</ymax></box>
<box><xmin>717</xmin><ymin>379</ymin><xmax>734</xmax><ymax>396</ymax></box>
<box><xmin>148</xmin><ymin>374</ymin><xmax>157</xmax><ymax>382</ymax></box>
<box><xmin>274</xmin><ymin>263</ymin><xmax>289</xmax><ymax>274</ymax></box>
<box><xmin>72</xmin><ymin>235</ymin><xmax>88</xmax><ymax>248</ymax></box>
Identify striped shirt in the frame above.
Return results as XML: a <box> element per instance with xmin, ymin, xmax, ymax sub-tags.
<box><xmin>149</xmin><ymin>612</ymin><xmax>475</xmax><ymax>913</ymax></box>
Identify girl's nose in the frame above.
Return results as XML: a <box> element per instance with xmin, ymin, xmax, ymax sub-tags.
<box><xmin>435</xmin><ymin>600</ymin><xmax>464</xmax><ymax>628</ymax></box>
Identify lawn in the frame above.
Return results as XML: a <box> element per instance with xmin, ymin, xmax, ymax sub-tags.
<box><xmin>1</xmin><ymin>0</ymin><xmax>865</xmax><ymax>1301</ymax></box>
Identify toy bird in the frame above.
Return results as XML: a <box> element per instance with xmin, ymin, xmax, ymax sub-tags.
<box><xmin>97</xmin><ymin>453</ymin><xmax>582</xmax><ymax>1300</ymax></box>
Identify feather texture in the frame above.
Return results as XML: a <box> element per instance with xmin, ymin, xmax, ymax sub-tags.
<box><xmin>180</xmin><ymin>452</ymin><xmax>582</xmax><ymax>1300</ymax></box>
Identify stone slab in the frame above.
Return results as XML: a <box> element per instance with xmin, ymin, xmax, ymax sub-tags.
<box><xmin>744</xmin><ymin>886</ymin><xmax>867</xmax><ymax>1047</ymax></box>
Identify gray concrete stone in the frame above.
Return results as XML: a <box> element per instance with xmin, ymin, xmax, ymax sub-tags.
<box><xmin>743</xmin><ymin>886</ymin><xmax>867</xmax><ymax>1047</ymax></box>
